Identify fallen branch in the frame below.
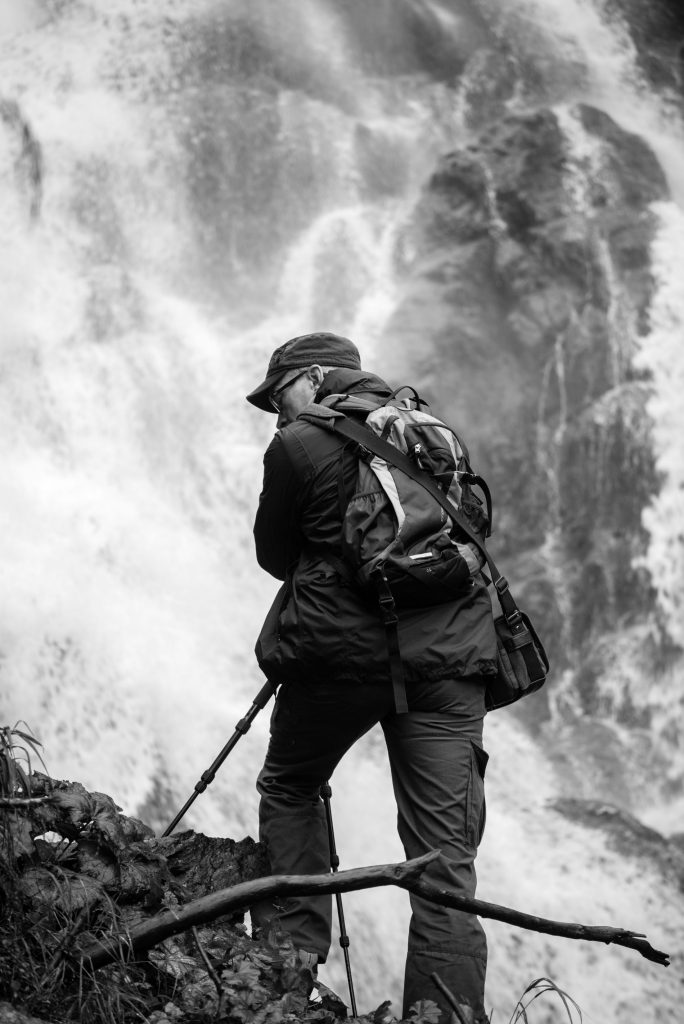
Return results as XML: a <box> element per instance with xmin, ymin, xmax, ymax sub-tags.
<box><xmin>402</xmin><ymin>879</ymin><xmax>670</xmax><ymax>967</ymax></box>
<box><xmin>79</xmin><ymin>852</ymin><xmax>670</xmax><ymax>971</ymax></box>
<box><xmin>79</xmin><ymin>851</ymin><xmax>439</xmax><ymax>969</ymax></box>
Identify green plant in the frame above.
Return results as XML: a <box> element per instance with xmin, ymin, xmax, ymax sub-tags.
<box><xmin>0</xmin><ymin>721</ymin><xmax>47</xmax><ymax>800</ymax></box>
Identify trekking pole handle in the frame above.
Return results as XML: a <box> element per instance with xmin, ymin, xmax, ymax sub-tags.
<box><xmin>320</xmin><ymin>783</ymin><xmax>339</xmax><ymax>869</ymax></box>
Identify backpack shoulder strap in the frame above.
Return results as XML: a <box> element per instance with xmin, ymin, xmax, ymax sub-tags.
<box><xmin>297</xmin><ymin>403</ymin><xmax>341</xmax><ymax>422</ymax></box>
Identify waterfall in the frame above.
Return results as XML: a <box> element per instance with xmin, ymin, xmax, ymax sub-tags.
<box><xmin>634</xmin><ymin>203</ymin><xmax>684</xmax><ymax>647</ymax></box>
<box><xmin>1</xmin><ymin>0</ymin><xmax>683</xmax><ymax>1019</ymax></box>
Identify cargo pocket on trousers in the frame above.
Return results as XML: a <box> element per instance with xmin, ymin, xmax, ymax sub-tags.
<box><xmin>465</xmin><ymin>741</ymin><xmax>489</xmax><ymax>849</ymax></box>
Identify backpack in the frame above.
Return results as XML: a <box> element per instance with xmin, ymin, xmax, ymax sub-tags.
<box><xmin>306</xmin><ymin>389</ymin><xmax>491</xmax><ymax>599</ymax></box>
<box><xmin>300</xmin><ymin>389</ymin><xmax>494</xmax><ymax>711</ymax></box>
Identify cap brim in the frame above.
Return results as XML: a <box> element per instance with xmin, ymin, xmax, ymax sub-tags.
<box><xmin>246</xmin><ymin>370</ymin><xmax>283</xmax><ymax>413</ymax></box>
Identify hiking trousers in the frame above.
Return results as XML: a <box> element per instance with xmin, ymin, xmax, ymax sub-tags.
<box><xmin>256</xmin><ymin>674</ymin><xmax>489</xmax><ymax>1020</ymax></box>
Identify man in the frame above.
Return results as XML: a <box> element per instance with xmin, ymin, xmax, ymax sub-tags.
<box><xmin>246</xmin><ymin>332</ymin><xmax>496</xmax><ymax>1022</ymax></box>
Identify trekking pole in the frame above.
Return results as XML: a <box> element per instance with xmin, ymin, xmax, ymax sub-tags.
<box><xmin>163</xmin><ymin>679</ymin><xmax>278</xmax><ymax>837</ymax></box>
<box><xmin>320</xmin><ymin>781</ymin><xmax>358</xmax><ymax>1018</ymax></box>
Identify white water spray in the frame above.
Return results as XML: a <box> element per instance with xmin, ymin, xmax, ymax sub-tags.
<box><xmin>634</xmin><ymin>202</ymin><xmax>684</xmax><ymax>648</ymax></box>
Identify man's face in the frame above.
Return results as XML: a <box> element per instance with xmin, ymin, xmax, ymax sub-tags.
<box><xmin>269</xmin><ymin>366</ymin><xmax>317</xmax><ymax>428</ymax></box>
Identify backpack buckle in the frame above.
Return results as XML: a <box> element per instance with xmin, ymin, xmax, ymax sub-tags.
<box><xmin>506</xmin><ymin>609</ymin><xmax>523</xmax><ymax>630</ymax></box>
<box><xmin>371</xmin><ymin>565</ymin><xmax>397</xmax><ymax>618</ymax></box>
<box><xmin>494</xmin><ymin>575</ymin><xmax>509</xmax><ymax>595</ymax></box>
<box><xmin>378</xmin><ymin>599</ymin><xmax>398</xmax><ymax>627</ymax></box>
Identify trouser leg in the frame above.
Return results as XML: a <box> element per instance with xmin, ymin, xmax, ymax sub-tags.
<box><xmin>382</xmin><ymin>676</ymin><xmax>488</xmax><ymax>1021</ymax></box>
<box><xmin>256</xmin><ymin>677</ymin><xmax>390</xmax><ymax>960</ymax></box>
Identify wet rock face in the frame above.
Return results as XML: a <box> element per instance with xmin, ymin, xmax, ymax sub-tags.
<box><xmin>606</xmin><ymin>0</ymin><xmax>684</xmax><ymax>92</ymax></box>
<box><xmin>381</xmin><ymin>102</ymin><xmax>669</xmax><ymax>721</ymax></box>
<box><xmin>155</xmin><ymin>0</ymin><xmax>495</xmax><ymax>305</ymax></box>
<box><xmin>0</xmin><ymin>98</ymin><xmax>42</xmax><ymax>221</ymax></box>
<box><xmin>553</xmin><ymin>798</ymin><xmax>684</xmax><ymax>893</ymax></box>
<box><xmin>320</xmin><ymin>0</ymin><xmax>494</xmax><ymax>81</ymax></box>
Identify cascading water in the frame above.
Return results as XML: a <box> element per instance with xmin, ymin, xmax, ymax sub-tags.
<box><xmin>1</xmin><ymin>1</ymin><xmax>683</xmax><ymax>1020</ymax></box>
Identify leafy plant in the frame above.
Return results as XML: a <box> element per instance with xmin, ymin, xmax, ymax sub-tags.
<box><xmin>0</xmin><ymin>721</ymin><xmax>47</xmax><ymax>800</ymax></box>
<box><xmin>407</xmin><ymin>999</ymin><xmax>442</xmax><ymax>1022</ymax></box>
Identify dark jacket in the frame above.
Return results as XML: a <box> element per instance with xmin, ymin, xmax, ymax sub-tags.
<box><xmin>254</xmin><ymin>368</ymin><xmax>497</xmax><ymax>685</ymax></box>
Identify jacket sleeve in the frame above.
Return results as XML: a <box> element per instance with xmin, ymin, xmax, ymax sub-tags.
<box><xmin>254</xmin><ymin>432</ymin><xmax>305</xmax><ymax>580</ymax></box>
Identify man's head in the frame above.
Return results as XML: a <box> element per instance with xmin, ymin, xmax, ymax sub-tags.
<box><xmin>246</xmin><ymin>332</ymin><xmax>361</xmax><ymax>427</ymax></box>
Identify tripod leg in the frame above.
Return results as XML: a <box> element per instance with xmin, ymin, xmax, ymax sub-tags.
<box><xmin>320</xmin><ymin>781</ymin><xmax>358</xmax><ymax>1018</ymax></box>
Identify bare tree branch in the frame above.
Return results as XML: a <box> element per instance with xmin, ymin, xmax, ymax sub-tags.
<box><xmin>78</xmin><ymin>852</ymin><xmax>670</xmax><ymax>972</ymax></box>
<box><xmin>79</xmin><ymin>851</ymin><xmax>439</xmax><ymax>969</ymax></box>
<box><xmin>402</xmin><ymin>879</ymin><xmax>670</xmax><ymax>967</ymax></box>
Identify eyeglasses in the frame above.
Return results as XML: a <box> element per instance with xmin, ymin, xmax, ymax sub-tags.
<box><xmin>269</xmin><ymin>369</ymin><xmax>309</xmax><ymax>412</ymax></box>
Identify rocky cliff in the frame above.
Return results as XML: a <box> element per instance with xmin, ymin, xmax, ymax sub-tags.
<box><xmin>380</xmin><ymin>100</ymin><xmax>671</xmax><ymax>732</ymax></box>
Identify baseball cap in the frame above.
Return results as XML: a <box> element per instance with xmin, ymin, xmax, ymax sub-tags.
<box><xmin>246</xmin><ymin>332</ymin><xmax>362</xmax><ymax>412</ymax></box>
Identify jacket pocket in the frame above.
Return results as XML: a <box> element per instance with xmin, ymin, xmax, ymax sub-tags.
<box><xmin>465</xmin><ymin>740</ymin><xmax>489</xmax><ymax>848</ymax></box>
<box><xmin>255</xmin><ymin>579</ymin><xmax>292</xmax><ymax>669</ymax></box>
